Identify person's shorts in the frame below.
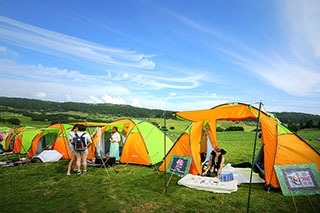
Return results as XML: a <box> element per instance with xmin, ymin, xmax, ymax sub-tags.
<box><xmin>68</xmin><ymin>142</ymin><xmax>75</xmax><ymax>152</ymax></box>
<box><xmin>75</xmin><ymin>148</ymin><xmax>88</xmax><ymax>155</ymax></box>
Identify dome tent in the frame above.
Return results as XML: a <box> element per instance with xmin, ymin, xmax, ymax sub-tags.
<box><xmin>160</xmin><ymin>103</ymin><xmax>320</xmax><ymax>188</ymax></box>
<box><xmin>91</xmin><ymin>119</ymin><xmax>174</xmax><ymax>166</ymax></box>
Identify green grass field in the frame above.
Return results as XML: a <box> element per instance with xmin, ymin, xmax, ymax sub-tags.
<box><xmin>1</xmin><ymin>128</ymin><xmax>319</xmax><ymax>212</ymax></box>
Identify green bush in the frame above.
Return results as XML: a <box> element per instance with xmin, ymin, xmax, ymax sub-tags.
<box><xmin>225</xmin><ymin>126</ymin><xmax>244</xmax><ymax>131</ymax></box>
<box><xmin>7</xmin><ymin>118</ymin><xmax>21</xmax><ymax>125</ymax></box>
<box><xmin>216</xmin><ymin>127</ymin><xmax>224</xmax><ymax>132</ymax></box>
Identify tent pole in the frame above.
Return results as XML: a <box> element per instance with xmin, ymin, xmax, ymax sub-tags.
<box><xmin>247</xmin><ymin>102</ymin><xmax>262</xmax><ymax>213</ymax></box>
<box><xmin>164</xmin><ymin>111</ymin><xmax>167</xmax><ymax>195</ymax></box>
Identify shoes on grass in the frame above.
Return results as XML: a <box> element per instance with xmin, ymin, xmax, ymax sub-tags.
<box><xmin>77</xmin><ymin>170</ymin><xmax>81</xmax><ymax>175</ymax></box>
<box><xmin>83</xmin><ymin>170</ymin><xmax>87</xmax><ymax>174</ymax></box>
<box><xmin>67</xmin><ymin>173</ymin><xmax>71</xmax><ymax>176</ymax></box>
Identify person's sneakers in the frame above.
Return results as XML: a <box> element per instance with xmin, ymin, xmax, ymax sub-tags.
<box><xmin>77</xmin><ymin>170</ymin><xmax>81</xmax><ymax>175</ymax></box>
<box><xmin>73</xmin><ymin>169</ymin><xmax>77</xmax><ymax>172</ymax></box>
<box><xmin>67</xmin><ymin>173</ymin><xmax>71</xmax><ymax>176</ymax></box>
<box><xmin>83</xmin><ymin>170</ymin><xmax>87</xmax><ymax>174</ymax></box>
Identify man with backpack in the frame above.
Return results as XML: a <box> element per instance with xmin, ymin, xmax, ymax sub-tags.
<box><xmin>74</xmin><ymin>125</ymin><xmax>92</xmax><ymax>174</ymax></box>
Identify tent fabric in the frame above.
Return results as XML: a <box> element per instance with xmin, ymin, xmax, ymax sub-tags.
<box><xmin>91</xmin><ymin>119</ymin><xmax>174</xmax><ymax>166</ymax></box>
<box><xmin>36</xmin><ymin>150</ymin><xmax>63</xmax><ymax>162</ymax></box>
<box><xmin>161</xmin><ymin>103</ymin><xmax>320</xmax><ymax>188</ymax></box>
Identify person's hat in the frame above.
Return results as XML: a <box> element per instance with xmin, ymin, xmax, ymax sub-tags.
<box><xmin>213</xmin><ymin>146</ymin><xmax>222</xmax><ymax>152</ymax></box>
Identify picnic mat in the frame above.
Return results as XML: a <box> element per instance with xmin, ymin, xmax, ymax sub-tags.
<box><xmin>178</xmin><ymin>174</ymin><xmax>238</xmax><ymax>193</ymax></box>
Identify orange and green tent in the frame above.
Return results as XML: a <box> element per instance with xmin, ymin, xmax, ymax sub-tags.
<box><xmin>160</xmin><ymin>103</ymin><xmax>320</xmax><ymax>188</ymax></box>
<box><xmin>91</xmin><ymin>119</ymin><xmax>174</xmax><ymax>166</ymax></box>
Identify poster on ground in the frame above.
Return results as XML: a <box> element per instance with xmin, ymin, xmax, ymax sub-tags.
<box><xmin>274</xmin><ymin>164</ymin><xmax>320</xmax><ymax>196</ymax></box>
<box><xmin>167</xmin><ymin>155</ymin><xmax>192</xmax><ymax>177</ymax></box>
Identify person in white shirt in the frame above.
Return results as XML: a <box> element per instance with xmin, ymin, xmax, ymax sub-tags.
<box><xmin>109</xmin><ymin>127</ymin><xmax>120</xmax><ymax>161</ymax></box>
<box><xmin>67</xmin><ymin>124</ymin><xmax>78</xmax><ymax>175</ymax></box>
<box><xmin>74</xmin><ymin>125</ymin><xmax>92</xmax><ymax>174</ymax></box>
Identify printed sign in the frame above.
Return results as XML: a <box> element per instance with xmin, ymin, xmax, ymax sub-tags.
<box><xmin>274</xmin><ymin>164</ymin><xmax>320</xmax><ymax>196</ymax></box>
<box><xmin>167</xmin><ymin>155</ymin><xmax>192</xmax><ymax>177</ymax></box>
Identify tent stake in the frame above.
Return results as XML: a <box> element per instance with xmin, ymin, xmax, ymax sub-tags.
<box><xmin>247</xmin><ymin>102</ymin><xmax>262</xmax><ymax>213</ymax></box>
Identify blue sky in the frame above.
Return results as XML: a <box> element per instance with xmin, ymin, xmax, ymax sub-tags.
<box><xmin>0</xmin><ymin>0</ymin><xmax>319</xmax><ymax>114</ymax></box>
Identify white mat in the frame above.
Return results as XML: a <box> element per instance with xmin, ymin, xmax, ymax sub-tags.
<box><xmin>178</xmin><ymin>174</ymin><xmax>238</xmax><ymax>194</ymax></box>
<box><xmin>222</xmin><ymin>163</ymin><xmax>265</xmax><ymax>185</ymax></box>
<box><xmin>37</xmin><ymin>150</ymin><xmax>63</xmax><ymax>163</ymax></box>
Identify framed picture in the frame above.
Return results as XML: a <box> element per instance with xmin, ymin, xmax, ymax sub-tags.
<box><xmin>274</xmin><ymin>164</ymin><xmax>320</xmax><ymax>196</ymax></box>
<box><xmin>167</xmin><ymin>155</ymin><xmax>192</xmax><ymax>177</ymax></box>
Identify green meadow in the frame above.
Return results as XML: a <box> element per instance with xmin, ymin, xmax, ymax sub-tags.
<box><xmin>1</xmin><ymin>123</ymin><xmax>319</xmax><ymax>212</ymax></box>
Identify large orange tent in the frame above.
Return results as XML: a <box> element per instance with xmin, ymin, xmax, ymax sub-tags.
<box><xmin>90</xmin><ymin>119</ymin><xmax>174</xmax><ymax>166</ymax></box>
<box><xmin>160</xmin><ymin>103</ymin><xmax>320</xmax><ymax>188</ymax></box>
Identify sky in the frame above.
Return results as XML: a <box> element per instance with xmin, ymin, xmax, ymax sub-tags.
<box><xmin>0</xmin><ymin>0</ymin><xmax>320</xmax><ymax>114</ymax></box>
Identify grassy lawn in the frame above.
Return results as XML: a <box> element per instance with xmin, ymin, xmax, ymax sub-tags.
<box><xmin>1</xmin><ymin>129</ymin><xmax>320</xmax><ymax>212</ymax></box>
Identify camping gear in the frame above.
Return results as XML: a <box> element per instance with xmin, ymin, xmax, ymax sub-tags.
<box><xmin>178</xmin><ymin>174</ymin><xmax>238</xmax><ymax>193</ymax></box>
<box><xmin>36</xmin><ymin>150</ymin><xmax>63</xmax><ymax>162</ymax></box>
<box><xmin>160</xmin><ymin>103</ymin><xmax>320</xmax><ymax>189</ymax></box>
<box><xmin>89</xmin><ymin>156</ymin><xmax>116</xmax><ymax>167</ymax></box>
<box><xmin>90</xmin><ymin>119</ymin><xmax>174</xmax><ymax>166</ymax></box>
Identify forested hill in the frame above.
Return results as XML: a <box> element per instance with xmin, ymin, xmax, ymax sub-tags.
<box><xmin>0</xmin><ymin>96</ymin><xmax>174</xmax><ymax>119</ymax></box>
<box><xmin>0</xmin><ymin>97</ymin><xmax>320</xmax><ymax>124</ymax></box>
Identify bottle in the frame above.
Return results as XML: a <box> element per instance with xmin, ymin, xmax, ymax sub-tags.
<box><xmin>230</xmin><ymin>173</ymin><xmax>234</xmax><ymax>181</ymax></box>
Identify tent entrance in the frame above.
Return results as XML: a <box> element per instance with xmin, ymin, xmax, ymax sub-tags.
<box><xmin>200</xmin><ymin>128</ymin><xmax>213</xmax><ymax>166</ymax></box>
<box><xmin>96</xmin><ymin>129</ymin><xmax>111</xmax><ymax>157</ymax></box>
<box><xmin>8</xmin><ymin>135</ymin><xmax>15</xmax><ymax>151</ymax></box>
<box><xmin>36</xmin><ymin>133</ymin><xmax>58</xmax><ymax>154</ymax></box>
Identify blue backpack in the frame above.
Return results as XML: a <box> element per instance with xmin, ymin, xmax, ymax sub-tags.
<box><xmin>73</xmin><ymin>133</ymin><xmax>87</xmax><ymax>151</ymax></box>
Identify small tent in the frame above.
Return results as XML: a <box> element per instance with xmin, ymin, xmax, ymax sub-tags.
<box><xmin>91</xmin><ymin>119</ymin><xmax>174</xmax><ymax>166</ymax></box>
<box><xmin>160</xmin><ymin>103</ymin><xmax>320</xmax><ymax>188</ymax></box>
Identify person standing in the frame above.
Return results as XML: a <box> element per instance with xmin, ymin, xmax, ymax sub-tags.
<box><xmin>67</xmin><ymin>124</ymin><xmax>78</xmax><ymax>175</ymax></box>
<box><xmin>75</xmin><ymin>125</ymin><xmax>92</xmax><ymax>174</ymax></box>
<box><xmin>109</xmin><ymin>127</ymin><xmax>120</xmax><ymax>161</ymax></box>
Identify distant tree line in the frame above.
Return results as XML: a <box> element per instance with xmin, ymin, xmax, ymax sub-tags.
<box><xmin>0</xmin><ymin>97</ymin><xmax>176</xmax><ymax>119</ymax></box>
<box><xmin>1</xmin><ymin>97</ymin><xmax>320</xmax><ymax>124</ymax></box>
<box><xmin>287</xmin><ymin>120</ymin><xmax>320</xmax><ymax>132</ymax></box>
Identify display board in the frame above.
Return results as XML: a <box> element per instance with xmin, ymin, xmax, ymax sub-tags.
<box><xmin>167</xmin><ymin>155</ymin><xmax>192</xmax><ymax>177</ymax></box>
<box><xmin>274</xmin><ymin>164</ymin><xmax>320</xmax><ymax>196</ymax></box>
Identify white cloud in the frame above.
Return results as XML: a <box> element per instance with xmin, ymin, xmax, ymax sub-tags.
<box><xmin>130</xmin><ymin>98</ymin><xmax>142</xmax><ymax>108</ymax></box>
<box><xmin>169</xmin><ymin>92</ymin><xmax>177</xmax><ymax>97</ymax></box>
<box><xmin>34</xmin><ymin>92</ymin><xmax>47</xmax><ymax>98</ymax></box>
<box><xmin>101</xmin><ymin>94</ymin><xmax>126</xmax><ymax>105</ymax></box>
<box><xmin>0</xmin><ymin>15</ymin><xmax>155</xmax><ymax>69</ymax></box>
<box><xmin>89</xmin><ymin>96</ymin><xmax>104</xmax><ymax>104</ymax></box>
